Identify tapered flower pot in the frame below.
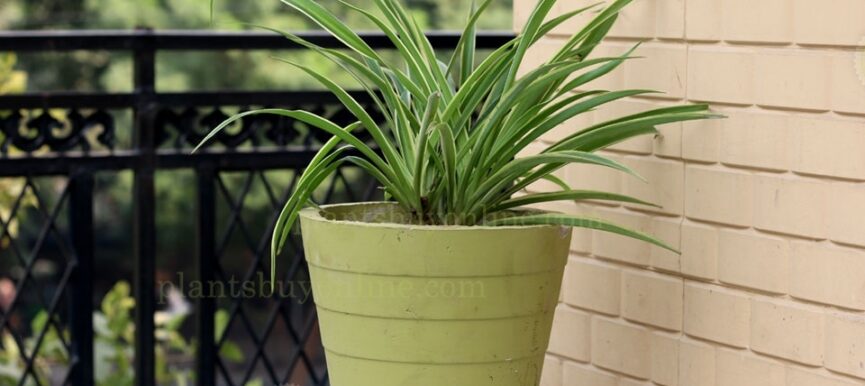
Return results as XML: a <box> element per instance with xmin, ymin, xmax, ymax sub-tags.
<box><xmin>299</xmin><ymin>202</ymin><xmax>571</xmax><ymax>386</ymax></box>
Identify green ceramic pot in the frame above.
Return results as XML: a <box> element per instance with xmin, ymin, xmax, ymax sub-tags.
<box><xmin>299</xmin><ymin>202</ymin><xmax>571</xmax><ymax>386</ymax></box>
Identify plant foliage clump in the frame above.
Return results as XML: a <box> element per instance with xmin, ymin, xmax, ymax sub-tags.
<box><xmin>199</xmin><ymin>0</ymin><xmax>719</xmax><ymax>273</ymax></box>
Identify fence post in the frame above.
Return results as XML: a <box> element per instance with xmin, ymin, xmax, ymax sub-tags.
<box><xmin>133</xmin><ymin>26</ymin><xmax>157</xmax><ymax>386</ymax></box>
<box><xmin>68</xmin><ymin>170</ymin><xmax>95</xmax><ymax>386</ymax></box>
<box><xmin>196</xmin><ymin>164</ymin><xmax>217</xmax><ymax>386</ymax></box>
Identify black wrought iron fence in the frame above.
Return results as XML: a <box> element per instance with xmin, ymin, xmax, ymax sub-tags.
<box><xmin>0</xmin><ymin>29</ymin><xmax>513</xmax><ymax>386</ymax></box>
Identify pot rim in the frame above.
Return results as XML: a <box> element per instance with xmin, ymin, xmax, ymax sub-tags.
<box><xmin>299</xmin><ymin>201</ymin><xmax>563</xmax><ymax>232</ymax></box>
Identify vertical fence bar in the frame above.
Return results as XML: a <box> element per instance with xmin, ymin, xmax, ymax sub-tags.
<box><xmin>196</xmin><ymin>164</ymin><xmax>217</xmax><ymax>386</ymax></box>
<box><xmin>133</xmin><ymin>27</ymin><xmax>157</xmax><ymax>386</ymax></box>
<box><xmin>68</xmin><ymin>170</ymin><xmax>95</xmax><ymax>386</ymax></box>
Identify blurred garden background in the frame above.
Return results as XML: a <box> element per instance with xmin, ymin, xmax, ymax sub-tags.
<box><xmin>0</xmin><ymin>1</ymin><xmax>512</xmax><ymax>384</ymax></box>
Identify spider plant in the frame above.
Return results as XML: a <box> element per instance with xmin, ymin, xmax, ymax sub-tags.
<box><xmin>199</xmin><ymin>0</ymin><xmax>718</xmax><ymax>276</ymax></box>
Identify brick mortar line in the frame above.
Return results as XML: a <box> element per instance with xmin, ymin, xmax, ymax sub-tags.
<box><xmin>679</xmin><ymin>155</ymin><xmax>865</xmax><ymax>185</ymax></box>
<box><xmin>567</xmin><ymin>252</ymin><xmax>865</xmax><ymax>316</ymax></box>
<box><xmin>704</xmin><ymin>102</ymin><xmax>865</xmax><ymax>118</ymax></box>
<box><xmin>544</xmin><ymin>31</ymin><xmax>865</xmax><ymax>52</ymax></box>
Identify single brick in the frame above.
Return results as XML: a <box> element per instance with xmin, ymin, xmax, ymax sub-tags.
<box><xmin>715</xmin><ymin>349</ymin><xmax>786</xmax><ymax>386</ymax></box>
<box><xmin>678</xmin><ymin>339</ymin><xmax>716</xmax><ymax>386</ymax></box>
<box><xmin>682</xmin><ymin>114</ymin><xmax>721</xmax><ymax>163</ymax></box>
<box><xmin>649</xmin><ymin>218</ymin><xmax>683</xmax><ymax>273</ymax></box>
<box><xmin>723</xmin><ymin>0</ymin><xmax>793</xmax><ymax>43</ymax></box>
<box><xmin>717</xmin><ymin>230</ymin><xmax>789</xmax><ymax>294</ymax></box>
<box><xmin>684</xmin><ymin>283</ymin><xmax>751</xmax><ymax>347</ymax></box>
<box><xmin>684</xmin><ymin>166</ymin><xmax>754</xmax><ymax>227</ymax></box>
<box><xmin>788</xmin><ymin>115</ymin><xmax>865</xmax><ymax>181</ymax></box>
<box><xmin>750</xmin><ymin>299</ymin><xmax>825</xmax><ymax>365</ymax></box>
<box><xmin>681</xmin><ymin>222</ymin><xmax>719</xmax><ymax>280</ymax></box>
<box><xmin>563</xmin><ymin>258</ymin><xmax>621</xmax><ymax>316</ymax></box>
<box><xmin>540</xmin><ymin>355</ymin><xmax>562</xmax><ymax>386</ymax></box>
<box><xmin>685</xmin><ymin>0</ymin><xmax>722</xmax><ymax>41</ymax></box>
<box><xmin>548</xmin><ymin>305</ymin><xmax>591</xmax><ymax>362</ymax></box>
<box><xmin>825</xmin><ymin>313</ymin><xmax>865</xmax><ymax>379</ymax></box>
<box><xmin>650</xmin><ymin>332</ymin><xmax>679</xmax><ymax>386</ymax></box>
<box><xmin>719</xmin><ymin>110</ymin><xmax>790</xmax><ymax>172</ymax></box>
<box><xmin>621</xmin><ymin>156</ymin><xmax>685</xmax><ymax>216</ymax></box>
<box><xmin>755</xmin><ymin>50</ymin><xmax>832</xmax><ymax>111</ymax></box>
<box><xmin>754</xmin><ymin>175</ymin><xmax>829</xmax><ymax>239</ymax></box>
<box><xmin>830</xmin><ymin>52</ymin><xmax>865</xmax><ymax>115</ymax></box>
<box><xmin>622</xmin><ymin>271</ymin><xmax>684</xmax><ymax>331</ymax></box>
<box><xmin>623</xmin><ymin>44</ymin><xmax>688</xmax><ymax>99</ymax></box>
<box><xmin>829</xmin><ymin>183</ymin><xmax>865</xmax><ymax>248</ymax></box>
<box><xmin>793</xmin><ymin>0</ymin><xmax>865</xmax><ymax>46</ymax></box>
<box><xmin>790</xmin><ymin>242</ymin><xmax>865</xmax><ymax>310</ymax></box>
<box><xmin>655</xmin><ymin>0</ymin><xmax>686</xmax><ymax>39</ymax></box>
<box><xmin>654</xmin><ymin>117</ymin><xmax>683</xmax><ymax>159</ymax></box>
<box><xmin>592</xmin><ymin>318</ymin><xmax>652</xmax><ymax>379</ymax></box>
<box><xmin>687</xmin><ymin>46</ymin><xmax>755</xmax><ymax>104</ymax></box>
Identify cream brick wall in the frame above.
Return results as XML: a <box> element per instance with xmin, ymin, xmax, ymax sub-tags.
<box><xmin>514</xmin><ymin>0</ymin><xmax>865</xmax><ymax>385</ymax></box>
